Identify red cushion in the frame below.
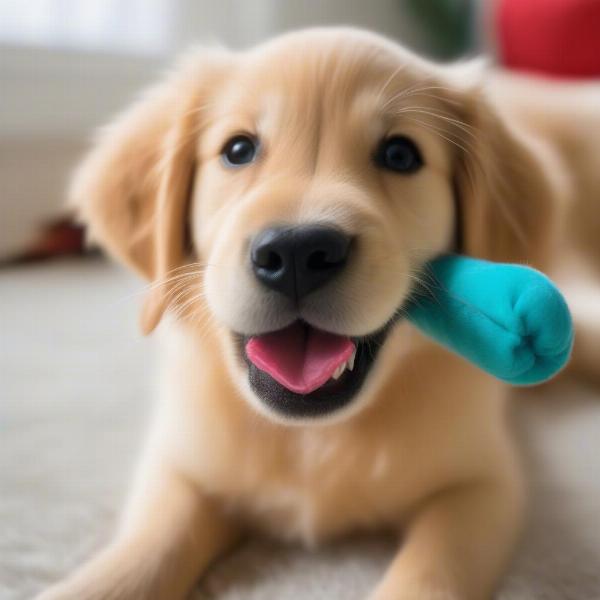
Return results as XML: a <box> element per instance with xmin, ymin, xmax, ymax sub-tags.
<box><xmin>497</xmin><ymin>0</ymin><xmax>600</xmax><ymax>77</ymax></box>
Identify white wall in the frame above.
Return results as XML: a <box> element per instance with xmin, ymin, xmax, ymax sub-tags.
<box><xmin>0</xmin><ymin>45</ymin><xmax>163</xmax><ymax>257</ymax></box>
<box><xmin>1</xmin><ymin>1</ymin><xmax>421</xmax><ymax>139</ymax></box>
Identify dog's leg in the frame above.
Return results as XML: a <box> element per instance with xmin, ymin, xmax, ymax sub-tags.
<box><xmin>551</xmin><ymin>258</ymin><xmax>600</xmax><ymax>386</ymax></box>
<box><xmin>36</xmin><ymin>463</ymin><xmax>240</xmax><ymax>600</ymax></box>
<box><xmin>569</xmin><ymin>319</ymin><xmax>600</xmax><ymax>386</ymax></box>
<box><xmin>369</xmin><ymin>475</ymin><xmax>523</xmax><ymax>600</ymax></box>
<box><xmin>566</xmin><ymin>290</ymin><xmax>600</xmax><ymax>386</ymax></box>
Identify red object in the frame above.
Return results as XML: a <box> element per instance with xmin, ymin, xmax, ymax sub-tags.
<box><xmin>15</xmin><ymin>219</ymin><xmax>86</xmax><ymax>263</ymax></box>
<box><xmin>496</xmin><ymin>0</ymin><xmax>600</xmax><ymax>78</ymax></box>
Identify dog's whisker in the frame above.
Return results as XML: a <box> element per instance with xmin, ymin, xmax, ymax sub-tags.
<box><xmin>376</xmin><ymin>63</ymin><xmax>409</xmax><ymax>105</ymax></box>
<box><xmin>148</xmin><ymin>273</ymin><xmax>203</xmax><ymax>295</ymax></box>
<box><xmin>143</xmin><ymin>265</ymin><xmax>205</xmax><ymax>290</ymax></box>
<box><xmin>109</xmin><ymin>272</ymin><xmax>203</xmax><ymax>306</ymax></box>
<box><xmin>398</xmin><ymin>115</ymin><xmax>480</xmax><ymax>169</ymax></box>
<box><xmin>394</xmin><ymin>107</ymin><xmax>477</xmax><ymax>138</ymax></box>
<box><xmin>380</xmin><ymin>78</ymin><xmax>439</xmax><ymax>109</ymax></box>
<box><xmin>166</xmin><ymin>282</ymin><xmax>204</xmax><ymax>310</ymax></box>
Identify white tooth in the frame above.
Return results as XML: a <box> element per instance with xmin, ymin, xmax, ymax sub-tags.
<box><xmin>332</xmin><ymin>363</ymin><xmax>346</xmax><ymax>380</ymax></box>
<box><xmin>347</xmin><ymin>349</ymin><xmax>356</xmax><ymax>371</ymax></box>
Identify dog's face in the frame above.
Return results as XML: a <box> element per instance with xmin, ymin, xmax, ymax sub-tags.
<box><xmin>194</xmin><ymin>33</ymin><xmax>456</xmax><ymax>420</ymax></box>
<box><xmin>73</xmin><ymin>29</ymin><xmax>552</xmax><ymax>424</ymax></box>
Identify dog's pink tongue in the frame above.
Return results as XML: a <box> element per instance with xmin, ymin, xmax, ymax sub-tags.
<box><xmin>246</xmin><ymin>322</ymin><xmax>355</xmax><ymax>395</ymax></box>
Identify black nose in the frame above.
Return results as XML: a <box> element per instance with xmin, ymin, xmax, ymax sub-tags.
<box><xmin>251</xmin><ymin>225</ymin><xmax>351</xmax><ymax>300</ymax></box>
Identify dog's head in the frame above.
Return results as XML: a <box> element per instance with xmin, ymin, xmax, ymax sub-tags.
<box><xmin>73</xmin><ymin>28</ymin><xmax>554</xmax><ymax>423</ymax></box>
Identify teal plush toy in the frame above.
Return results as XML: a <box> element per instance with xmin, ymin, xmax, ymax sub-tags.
<box><xmin>406</xmin><ymin>255</ymin><xmax>574</xmax><ymax>385</ymax></box>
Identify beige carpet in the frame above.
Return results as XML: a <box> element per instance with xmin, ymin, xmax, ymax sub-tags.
<box><xmin>2</xmin><ymin>258</ymin><xmax>600</xmax><ymax>599</ymax></box>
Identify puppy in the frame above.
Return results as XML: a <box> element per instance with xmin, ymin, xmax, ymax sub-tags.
<box><xmin>39</xmin><ymin>27</ymin><xmax>595</xmax><ymax>600</ymax></box>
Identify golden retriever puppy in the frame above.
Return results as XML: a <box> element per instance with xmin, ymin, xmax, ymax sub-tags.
<box><xmin>39</xmin><ymin>27</ymin><xmax>576</xmax><ymax>600</ymax></box>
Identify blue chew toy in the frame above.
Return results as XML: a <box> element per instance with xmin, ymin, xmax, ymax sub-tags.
<box><xmin>406</xmin><ymin>255</ymin><xmax>574</xmax><ymax>385</ymax></box>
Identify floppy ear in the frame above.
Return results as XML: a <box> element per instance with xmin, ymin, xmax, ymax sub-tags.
<box><xmin>451</xmin><ymin>86</ymin><xmax>558</xmax><ymax>268</ymax></box>
<box><xmin>70</xmin><ymin>48</ymin><xmax>230</xmax><ymax>333</ymax></box>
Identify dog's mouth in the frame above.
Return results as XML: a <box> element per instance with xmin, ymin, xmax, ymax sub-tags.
<box><xmin>236</xmin><ymin>319</ymin><xmax>394</xmax><ymax>419</ymax></box>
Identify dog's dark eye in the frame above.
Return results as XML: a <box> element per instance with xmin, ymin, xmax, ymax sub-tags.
<box><xmin>375</xmin><ymin>136</ymin><xmax>423</xmax><ymax>174</ymax></box>
<box><xmin>221</xmin><ymin>135</ymin><xmax>258</xmax><ymax>167</ymax></box>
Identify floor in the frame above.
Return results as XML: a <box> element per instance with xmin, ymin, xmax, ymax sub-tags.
<box><xmin>2</xmin><ymin>258</ymin><xmax>600</xmax><ymax>599</ymax></box>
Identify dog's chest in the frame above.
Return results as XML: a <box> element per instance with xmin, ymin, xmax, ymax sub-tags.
<box><xmin>200</xmin><ymin>424</ymin><xmax>408</xmax><ymax>544</ymax></box>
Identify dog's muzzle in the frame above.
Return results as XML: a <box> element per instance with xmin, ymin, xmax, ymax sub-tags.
<box><xmin>232</xmin><ymin>224</ymin><xmax>396</xmax><ymax>420</ymax></box>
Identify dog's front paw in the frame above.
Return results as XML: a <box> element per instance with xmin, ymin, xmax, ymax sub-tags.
<box><xmin>36</xmin><ymin>577</ymin><xmax>107</xmax><ymax>600</ymax></box>
<box><xmin>34</xmin><ymin>548</ymin><xmax>155</xmax><ymax>600</ymax></box>
<box><xmin>35</xmin><ymin>572</ymin><xmax>128</xmax><ymax>600</ymax></box>
<box><xmin>368</xmin><ymin>577</ymin><xmax>464</xmax><ymax>600</ymax></box>
<box><xmin>37</xmin><ymin>572</ymin><xmax>144</xmax><ymax>600</ymax></box>
<box><xmin>370</xmin><ymin>593</ymin><xmax>458</xmax><ymax>600</ymax></box>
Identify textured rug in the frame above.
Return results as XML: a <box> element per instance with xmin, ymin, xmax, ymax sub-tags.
<box><xmin>2</xmin><ymin>258</ymin><xmax>600</xmax><ymax>599</ymax></box>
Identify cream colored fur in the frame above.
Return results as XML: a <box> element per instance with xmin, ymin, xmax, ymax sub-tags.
<box><xmin>38</xmin><ymin>28</ymin><xmax>600</xmax><ymax>600</ymax></box>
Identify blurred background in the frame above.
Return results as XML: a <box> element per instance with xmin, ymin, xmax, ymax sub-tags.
<box><xmin>2</xmin><ymin>2</ymin><xmax>600</xmax><ymax>599</ymax></box>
